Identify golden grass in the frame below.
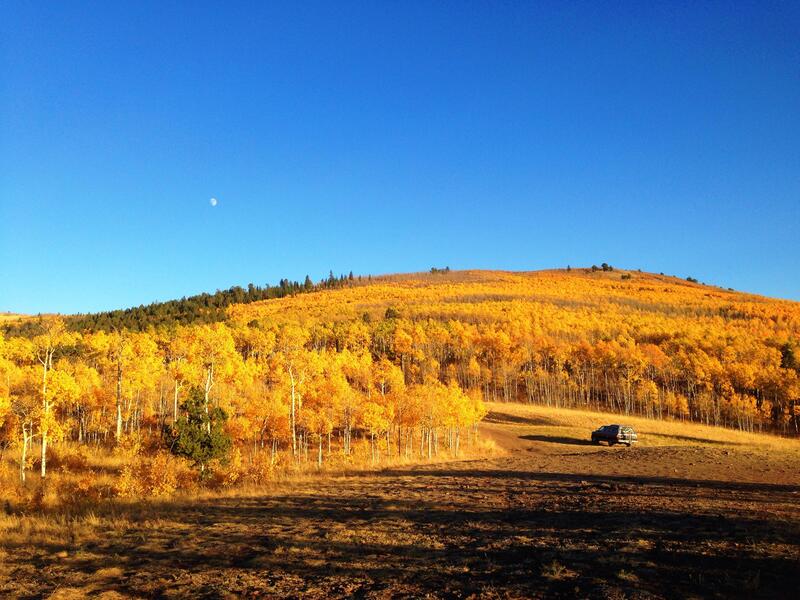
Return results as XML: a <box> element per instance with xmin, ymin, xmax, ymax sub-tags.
<box><xmin>1</xmin><ymin>402</ymin><xmax>794</xmax><ymax>567</ymax></box>
<box><xmin>541</xmin><ymin>559</ymin><xmax>578</xmax><ymax>581</ymax></box>
<box><xmin>486</xmin><ymin>401</ymin><xmax>800</xmax><ymax>453</ymax></box>
<box><xmin>0</xmin><ymin>313</ymin><xmax>26</xmax><ymax>323</ymax></box>
<box><xmin>0</xmin><ymin>433</ymin><xmax>506</xmax><ymax>580</ymax></box>
<box><xmin>0</xmin><ymin>430</ymin><xmax>503</xmax><ymax>518</ymax></box>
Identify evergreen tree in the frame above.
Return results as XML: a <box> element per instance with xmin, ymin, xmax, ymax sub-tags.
<box><xmin>781</xmin><ymin>343</ymin><xmax>798</xmax><ymax>372</ymax></box>
<box><xmin>385</xmin><ymin>307</ymin><xmax>401</xmax><ymax>320</ymax></box>
<box><xmin>165</xmin><ymin>387</ymin><xmax>231</xmax><ymax>474</ymax></box>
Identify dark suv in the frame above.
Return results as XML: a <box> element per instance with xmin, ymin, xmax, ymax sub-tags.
<box><xmin>591</xmin><ymin>424</ymin><xmax>637</xmax><ymax>446</ymax></box>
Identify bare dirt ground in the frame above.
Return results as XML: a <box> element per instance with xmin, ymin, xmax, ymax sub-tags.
<box><xmin>2</xmin><ymin>404</ymin><xmax>799</xmax><ymax>599</ymax></box>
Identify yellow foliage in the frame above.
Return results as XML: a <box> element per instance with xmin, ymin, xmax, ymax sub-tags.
<box><xmin>206</xmin><ymin>447</ymin><xmax>244</xmax><ymax>489</ymax></box>
<box><xmin>114</xmin><ymin>452</ymin><xmax>195</xmax><ymax>499</ymax></box>
<box><xmin>241</xmin><ymin>450</ymin><xmax>278</xmax><ymax>486</ymax></box>
<box><xmin>113</xmin><ymin>434</ymin><xmax>142</xmax><ymax>460</ymax></box>
<box><xmin>1</xmin><ymin>268</ymin><xmax>798</xmax><ymax>493</ymax></box>
<box><xmin>55</xmin><ymin>470</ymin><xmax>106</xmax><ymax>509</ymax></box>
<box><xmin>0</xmin><ymin>395</ymin><xmax>10</xmax><ymax>430</ymax></box>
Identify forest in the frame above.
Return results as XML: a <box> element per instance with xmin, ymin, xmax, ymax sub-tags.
<box><xmin>0</xmin><ymin>268</ymin><xmax>798</xmax><ymax>503</ymax></box>
<box><xmin>2</xmin><ymin>270</ymin><xmax>362</xmax><ymax>335</ymax></box>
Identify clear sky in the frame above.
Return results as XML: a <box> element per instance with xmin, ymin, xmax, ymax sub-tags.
<box><xmin>1</xmin><ymin>1</ymin><xmax>798</xmax><ymax>313</ymax></box>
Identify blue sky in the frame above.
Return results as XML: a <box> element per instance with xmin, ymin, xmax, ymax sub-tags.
<box><xmin>1</xmin><ymin>1</ymin><xmax>798</xmax><ymax>313</ymax></box>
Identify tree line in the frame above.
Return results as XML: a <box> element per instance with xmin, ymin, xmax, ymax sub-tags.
<box><xmin>0</xmin><ymin>314</ymin><xmax>486</xmax><ymax>484</ymax></box>
<box><xmin>2</xmin><ymin>271</ymin><xmax>365</xmax><ymax>336</ymax></box>
<box><xmin>1</xmin><ymin>268</ymin><xmax>798</xmax><ymax>490</ymax></box>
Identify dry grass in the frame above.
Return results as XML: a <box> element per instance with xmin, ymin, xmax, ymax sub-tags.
<box><xmin>0</xmin><ymin>430</ymin><xmax>503</xmax><ymax>517</ymax></box>
<box><xmin>1</xmin><ymin>410</ymin><xmax>798</xmax><ymax>598</ymax></box>
<box><xmin>541</xmin><ymin>559</ymin><xmax>578</xmax><ymax>581</ymax></box>
<box><xmin>482</xmin><ymin>402</ymin><xmax>800</xmax><ymax>490</ymax></box>
<box><xmin>0</xmin><ymin>313</ymin><xmax>26</xmax><ymax>323</ymax></box>
<box><xmin>486</xmin><ymin>401</ymin><xmax>800</xmax><ymax>452</ymax></box>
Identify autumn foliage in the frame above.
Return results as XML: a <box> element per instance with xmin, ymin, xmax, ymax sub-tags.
<box><xmin>0</xmin><ymin>268</ymin><xmax>798</xmax><ymax>502</ymax></box>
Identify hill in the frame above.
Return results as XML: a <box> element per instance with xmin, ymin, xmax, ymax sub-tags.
<box><xmin>1</xmin><ymin>272</ymin><xmax>358</xmax><ymax>335</ymax></box>
<box><xmin>3</xmin><ymin>268</ymin><xmax>799</xmax><ymax>436</ymax></box>
<box><xmin>0</xmin><ymin>313</ymin><xmax>26</xmax><ymax>324</ymax></box>
<box><xmin>231</xmin><ymin>267</ymin><xmax>795</xmax><ymax>326</ymax></box>
<box><xmin>225</xmin><ymin>267</ymin><xmax>799</xmax><ymax>434</ymax></box>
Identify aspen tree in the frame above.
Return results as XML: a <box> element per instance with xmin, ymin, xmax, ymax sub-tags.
<box><xmin>31</xmin><ymin>317</ymin><xmax>73</xmax><ymax>479</ymax></box>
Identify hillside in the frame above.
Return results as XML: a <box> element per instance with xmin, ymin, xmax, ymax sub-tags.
<box><xmin>0</xmin><ymin>313</ymin><xmax>26</xmax><ymax>324</ymax></box>
<box><xmin>1</xmin><ymin>273</ymin><xmax>356</xmax><ymax>335</ymax></box>
<box><xmin>225</xmin><ymin>267</ymin><xmax>800</xmax><ymax>433</ymax></box>
<box><xmin>3</xmin><ymin>268</ymin><xmax>799</xmax><ymax>437</ymax></box>
<box><xmin>231</xmin><ymin>267</ymin><xmax>797</xmax><ymax>326</ymax></box>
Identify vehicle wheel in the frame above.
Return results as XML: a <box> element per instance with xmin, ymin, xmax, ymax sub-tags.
<box><xmin>592</xmin><ymin>439</ymin><xmax>599</xmax><ymax>445</ymax></box>
<box><xmin>625</xmin><ymin>442</ymin><xmax>631</xmax><ymax>447</ymax></box>
<box><xmin>608</xmin><ymin>440</ymin><xmax>615</xmax><ymax>447</ymax></box>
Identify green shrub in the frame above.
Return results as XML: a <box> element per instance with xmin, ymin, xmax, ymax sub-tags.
<box><xmin>164</xmin><ymin>387</ymin><xmax>231</xmax><ymax>475</ymax></box>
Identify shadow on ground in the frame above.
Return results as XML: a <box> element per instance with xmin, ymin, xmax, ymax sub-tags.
<box><xmin>519</xmin><ymin>434</ymin><xmax>595</xmax><ymax>446</ymax></box>
<box><xmin>646</xmin><ymin>432</ymin><xmax>743</xmax><ymax>446</ymax></box>
<box><xmin>483</xmin><ymin>410</ymin><xmax>556</xmax><ymax>426</ymax></box>
<box><xmin>4</xmin><ymin>458</ymin><xmax>799</xmax><ymax>600</ymax></box>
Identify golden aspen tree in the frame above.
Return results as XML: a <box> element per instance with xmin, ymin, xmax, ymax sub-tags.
<box><xmin>360</xmin><ymin>401</ymin><xmax>389</xmax><ymax>464</ymax></box>
<box><xmin>30</xmin><ymin>317</ymin><xmax>74</xmax><ymax>479</ymax></box>
<box><xmin>124</xmin><ymin>333</ymin><xmax>162</xmax><ymax>436</ymax></box>
<box><xmin>190</xmin><ymin>324</ymin><xmax>240</xmax><ymax>426</ymax></box>
<box><xmin>66</xmin><ymin>361</ymin><xmax>102</xmax><ymax>443</ymax></box>
<box><xmin>274</xmin><ymin>324</ymin><xmax>311</xmax><ymax>458</ymax></box>
<box><xmin>104</xmin><ymin>330</ymin><xmax>135</xmax><ymax>443</ymax></box>
<box><xmin>163</xmin><ymin>327</ymin><xmax>196</xmax><ymax>423</ymax></box>
<box><xmin>0</xmin><ymin>333</ymin><xmax>10</xmax><ymax>431</ymax></box>
<box><xmin>372</xmin><ymin>356</ymin><xmax>404</xmax><ymax>455</ymax></box>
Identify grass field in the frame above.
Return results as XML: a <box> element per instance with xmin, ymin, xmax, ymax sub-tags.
<box><xmin>0</xmin><ymin>313</ymin><xmax>25</xmax><ymax>323</ymax></box>
<box><xmin>483</xmin><ymin>402</ymin><xmax>800</xmax><ymax>485</ymax></box>
<box><xmin>1</xmin><ymin>403</ymin><xmax>798</xmax><ymax>598</ymax></box>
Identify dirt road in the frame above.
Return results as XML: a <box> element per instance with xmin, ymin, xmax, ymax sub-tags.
<box><xmin>3</xmin><ymin>409</ymin><xmax>799</xmax><ymax>599</ymax></box>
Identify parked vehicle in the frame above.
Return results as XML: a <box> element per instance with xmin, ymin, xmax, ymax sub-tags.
<box><xmin>591</xmin><ymin>424</ymin><xmax>637</xmax><ymax>446</ymax></box>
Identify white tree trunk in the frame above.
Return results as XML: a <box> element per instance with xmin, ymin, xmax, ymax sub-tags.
<box><xmin>40</xmin><ymin>352</ymin><xmax>50</xmax><ymax>480</ymax></box>
<box><xmin>20</xmin><ymin>424</ymin><xmax>29</xmax><ymax>483</ymax></box>
<box><xmin>115</xmin><ymin>362</ymin><xmax>123</xmax><ymax>442</ymax></box>
<box><xmin>289</xmin><ymin>367</ymin><xmax>297</xmax><ymax>457</ymax></box>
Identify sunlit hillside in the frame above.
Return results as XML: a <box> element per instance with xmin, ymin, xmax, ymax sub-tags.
<box><xmin>229</xmin><ymin>268</ymin><xmax>800</xmax><ymax>434</ymax></box>
<box><xmin>1</xmin><ymin>266</ymin><xmax>799</xmax><ymax>512</ymax></box>
<box><xmin>0</xmin><ymin>313</ymin><xmax>25</xmax><ymax>324</ymax></box>
<box><xmin>231</xmin><ymin>268</ymin><xmax>797</xmax><ymax>326</ymax></box>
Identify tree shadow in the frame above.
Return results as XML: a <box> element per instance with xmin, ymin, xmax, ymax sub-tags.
<box><xmin>5</xmin><ymin>458</ymin><xmax>800</xmax><ymax>599</ymax></box>
<box><xmin>8</xmin><ymin>480</ymin><xmax>798</xmax><ymax>600</ymax></box>
<box><xmin>519</xmin><ymin>434</ymin><xmax>595</xmax><ymax>446</ymax></box>
<box><xmin>646</xmin><ymin>432</ymin><xmax>742</xmax><ymax>446</ymax></box>
<box><xmin>484</xmin><ymin>411</ymin><xmax>555</xmax><ymax>426</ymax></box>
<box><xmin>373</xmin><ymin>466</ymin><xmax>800</xmax><ymax>494</ymax></box>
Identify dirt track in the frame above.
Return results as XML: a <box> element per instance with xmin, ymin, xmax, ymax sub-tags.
<box><xmin>2</xmin><ymin>410</ymin><xmax>799</xmax><ymax>599</ymax></box>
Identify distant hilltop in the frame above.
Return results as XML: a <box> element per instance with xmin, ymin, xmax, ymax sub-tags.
<box><xmin>0</xmin><ymin>313</ymin><xmax>26</xmax><ymax>323</ymax></box>
<box><xmin>2</xmin><ymin>266</ymin><xmax>793</xmax><ymax>335</ymax></box>
<box><xmin>3</xmin><ymin>267</ymin><xmax>799</xmax><ymax>435</ymax></box>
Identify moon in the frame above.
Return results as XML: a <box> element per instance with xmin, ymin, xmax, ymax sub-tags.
<box><xmin>210</xmin><ymin>197</ymin><xmax>218</xmax><ymax>207</ymax></box>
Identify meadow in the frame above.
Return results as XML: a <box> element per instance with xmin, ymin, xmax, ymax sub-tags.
<box><xmin>1</xmin><ymin>402</ymin><xmax>798</xmax><ymax>598</ymax></box>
